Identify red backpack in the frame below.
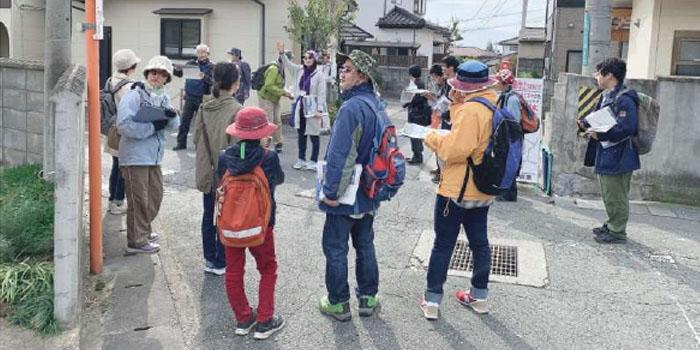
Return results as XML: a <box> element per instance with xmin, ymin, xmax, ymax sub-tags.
<box><xmin>499</xmin><ymin>91</ymin><xmax>540</xmax><ymax>134</ymax></box>
<box><xmin>356</xmin><ymin>96</ymin><xmax>406</xmax><ymax>202</ymax></box>
<box><xmin>216</xmin><ymin>165</ymin><xmax>271</xmax><ymax>248</ymax></box>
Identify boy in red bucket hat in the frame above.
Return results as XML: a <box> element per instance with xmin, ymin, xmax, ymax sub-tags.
<box><xmin>217</xmin><ymin>107</ymin><xmax>286</xmax><ymax>340</ymax></box>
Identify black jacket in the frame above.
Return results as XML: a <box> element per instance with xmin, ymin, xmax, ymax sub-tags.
<box><xmin>403</xmin><ymin>79</ymin><xmax>432</xmax><ymax>126</ymax></box>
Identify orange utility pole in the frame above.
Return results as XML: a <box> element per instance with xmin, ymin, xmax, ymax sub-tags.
<box><xmin>85</xmin><ymin>0</ymin><xmax>103</xmax><ymax>274</ymax></box>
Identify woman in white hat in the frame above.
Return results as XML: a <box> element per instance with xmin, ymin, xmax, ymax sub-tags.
<box><xmin>105</xmin><ymin>49</ymin><xmax>141</xmax><ymax>216</ymax></box>
<box><xmin>116</xmin><ymin>55</ymin><xmax>180</xmax><ymax>254</ymax></box>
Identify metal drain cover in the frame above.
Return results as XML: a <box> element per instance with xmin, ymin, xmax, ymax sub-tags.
<box><xmin>412</xmin><ymin>231</ymin><xmax>548</xmax><ymax>287</ymax></box>
<box><xmin>448</xmin><ymin>241</ymin><xmax>518</xmax><ymax>277</ymax></box>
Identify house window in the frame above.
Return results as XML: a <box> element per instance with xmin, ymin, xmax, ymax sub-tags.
<box><xmin>0</xmin><ymin>0</ymin><xmax>10</xmax><ymax>9</ymax></box>
<box><xmin>413</xmin><ymin>0</ymin><xmax>426</xmax><ymax>15</ymax></box>
<box><xmin>160</xmin><ymin>19</ymin><xmax>201</xmax><ymax>59</ymax></box>
<box><xmin>672</xmin><ymin>31</ymin><xmax>700</xmax><ymax>76</ymax></box>
<box><xmin>387</xmin><ymin>47</ymin><xmax>409</xmax><ymax>56</ymax></box>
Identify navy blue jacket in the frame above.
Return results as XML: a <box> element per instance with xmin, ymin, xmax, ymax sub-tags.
<box><xmin>218</xmin><ymin>141</ymin><xmax>285</xmax><ymax>227</ymax></box>
<box><xmin>584</xmin><ymin>84</ymin><xmax>641</xmax><ymax>175</ymax></box>
<box><xmin>403</xmin><ymin>79</ymin><xmax>431</xmax><ymax>126</ymax></box>
<box><xmin>319</xmin><ymin>82</ymin><xmax>380</xmax><ymax>216</ymax></box>
<box><xmin>184</xmin><ymin>58</ymin><xmax>214</xmax><ymax>100</ymax></box>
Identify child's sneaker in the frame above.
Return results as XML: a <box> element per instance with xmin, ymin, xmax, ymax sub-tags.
<box><xmin>319</xmin><ymin>296</ymin><xmax>351</xmax><ymax>322</ymax></box>
<box><xmin>358</xmin><ymin>295</ymin><xmax>380</xmax><ymax>317</ymax></box>
<box><xmin>455</xmin><ymin>290</ymin><xmax>489</xmax><ymax>314</ymax></box>
<box><xmin>419</xmin><ymin>298</ymin><xmax>439</xmax><ymax>320</ymax></box>
<box><xmin>253</xmin><ymin>316</ymin><xmax>285</xmax><ymax>340</ymax></box>
<box><xmin>293</xmin><ymin>159</ymin><xmax>305</xmax><ymax>170</ymax></box>
<box><xmin>305</xmin><ymin>160</ymin><xmax>317</xmax><ymax>171</ymax></box>
<box><xmin>234</xmin><ymin>311</ymin><xmax>257</xmax><ymax>336</ymax></box>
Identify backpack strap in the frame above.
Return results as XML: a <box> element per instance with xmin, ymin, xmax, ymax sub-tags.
<box><xmin>111</xmin><ymin>79</ymin><xmax>131</xmax><ymax>94</ymax></box>
<box><xmin>353</xmin><ymin>95</ymin><xmax>383</xmax><ymax>149</ymax></box>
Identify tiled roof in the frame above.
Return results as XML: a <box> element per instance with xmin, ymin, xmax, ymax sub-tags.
<box><xmin>377</xmin><ymin>6</ymin><xmax>450</xmax><ymax>34</ymax></box>
<box><xmin>498</xmin><ymin>36</ymin><xmax>519</xmax><ymax>46</ymax></box>
<box><xmin>339</xmin><ymin>22</ymin><xmax>374</xmax><ymax>41</ymax></box>
<box><xmin>451</xmin><ymin>46</ymin><xmax>500</xmax><ymax>59</ymax></box>
<box><xmin>344</xmin><ymin>40</ymin><xmax>420</xmax><ymax>49</ymax></box>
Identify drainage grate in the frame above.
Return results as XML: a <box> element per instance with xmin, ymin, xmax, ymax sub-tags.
<box><xmin>448</xmin><ymin>241</ymin><xmax>518</xmax><ymax>277</ymax></box>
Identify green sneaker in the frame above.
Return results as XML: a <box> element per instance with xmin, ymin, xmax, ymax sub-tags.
<box><xmin>319</xmin><ymin>296</ymin><xmax>351</xmax><ymax>322</ymax></box>
<box><xmin>358</xmin><ymin>295</ymin><xmax>380</xmax><ymax>317</ymax></box>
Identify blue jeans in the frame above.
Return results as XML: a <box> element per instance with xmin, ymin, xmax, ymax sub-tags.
<box><xmin>426</xmin><ymin>195</ymin><xmax>490</xmax><ymax>303</ymax></box>
<box><xmin>202</xmin><ymin>191</ymin><xmax>226</xmax><ymax>268</ymax></box>
<box><xmin>109</xmin><ymin>156</ymin><xmax>125</xmax><ymax>202</ymax></box>
<box><xmin>322</xmin><ymin>213</ymin><xmax>378</xmax><ymax>304</ymax></box>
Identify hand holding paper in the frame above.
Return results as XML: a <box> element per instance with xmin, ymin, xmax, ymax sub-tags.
<box><xmin>584</xmin><ymin>106</ymin><xmax>617</xmax><ymax>133</ymax></box>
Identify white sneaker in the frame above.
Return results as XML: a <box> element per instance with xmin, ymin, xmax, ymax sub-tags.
<box><xmin>292</xmin><ymin>159</ymin><xmax>306</xmax><ymax>170</ymax></box>
<box><xmin>148</xmin><ymin>232</ymin><xmax>160</xmax><ymax>242</ymax></box>
<box><xmin>108</xmin><ymin>201</ymin><xmax>127</xmax><ymax>215</ymax></box>
<box><xmin>305</xmin><ymin>160</ymin><xmax>317</xmax><ymax>171</ymax></box>
<box><xmin>204</xmin><ymin>265</ymin><xmax>226</xmax><ymax>276</ymax></box>
<box><xmin>419</xmin><ymin>298</ymin><xmax>439</xmax><ymax>320</ymax></box>
<box><xmin>126</xmin><ymin>242</ymin><xmax>160</xmax><ymax>255</ymax></box>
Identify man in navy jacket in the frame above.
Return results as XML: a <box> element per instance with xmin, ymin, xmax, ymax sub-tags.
<box><xmin>580</xmin><ymin>58</ymin><xmax>640</xmax><ymax>244</ymax></box>
<box><xmin>174</xmin><ymin>44</ymin><xmax>214</xmax><ymax>150</ymax></box>
<box><xmin>318</xmin><ymin>50</ymin><xmax>382</xmax><ymax>321</ymax></box>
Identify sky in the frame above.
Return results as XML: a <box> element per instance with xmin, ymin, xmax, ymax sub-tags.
<box><xmin>425</xmin><ymin>0</ymin><xmax>549</xmax><ymax>50</ymax></box>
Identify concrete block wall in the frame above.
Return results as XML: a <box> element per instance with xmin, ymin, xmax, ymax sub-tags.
<box><xmin>0</xmin><ymin>58</ymin><xmax>44</xmax><ymax>167</ymax></box>
<box><xmin>376</xmin><ymin>66</ymin><xmax>429</xmax><ymax>99</ymax></box>
<box><xmin>545</xmin><ymin>73</ymin><xmax>700</xmax><ymax>205</ymax></box>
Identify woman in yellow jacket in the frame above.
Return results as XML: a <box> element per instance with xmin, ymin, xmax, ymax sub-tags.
<box><xmin>419</xmin><ymin>61</ymin><xmax>498</xmax><ymax>320</ymax></box>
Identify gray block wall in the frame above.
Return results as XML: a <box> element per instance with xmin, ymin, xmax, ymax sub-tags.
<box><xmin>0</xmin><ymin>58</ymin><xmax>45</xmax><ymax>167</ymax></box>
<box><xmin>376</xmin><ymin>66</ymin><xmax>430</xmax><ymax>99</ymax></box>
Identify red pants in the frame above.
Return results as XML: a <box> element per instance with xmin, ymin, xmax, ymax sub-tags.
<box><xmin>224</xmin><ymin>227</ymin><xmax>277</xmax><ymax>323</ymax></box>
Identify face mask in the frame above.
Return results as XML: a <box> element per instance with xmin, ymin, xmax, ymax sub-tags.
<box><xmin>145</xmin><ymin>81</ymin><xmax>165</xmax><ymax>96</ymax></box>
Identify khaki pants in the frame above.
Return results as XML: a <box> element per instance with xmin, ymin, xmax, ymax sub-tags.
<box><xmin>598</xmin><ymin>172</ymin><xmax>632</xmax><ymax>236</ymax></box>
<box><xmin>259</xmin><ymin>98</ymin><xmax>282</xmax><ymax>145</ymax></box>
<box><xmin>121</xmin><ymin>166</ymin><xmax>163</xmax><ymax>247</ymax></box>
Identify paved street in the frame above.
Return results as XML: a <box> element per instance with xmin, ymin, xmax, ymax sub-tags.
<box><xmin>83</xmin><ymin>100</ymin><xmax>700</xmax><ymax>350</ymax></box>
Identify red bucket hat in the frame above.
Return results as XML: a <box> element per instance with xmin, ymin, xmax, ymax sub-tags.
<box><xmin>226</xmin><ymin>107</ymin><xmax>278</xmax><ymax>140</ymax></box>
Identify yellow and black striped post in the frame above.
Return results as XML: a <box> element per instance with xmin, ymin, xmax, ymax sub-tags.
<box><xmin>577</xmin><ymin>86</ymin><xmax>603</xmax><ymax>134</ymax></box>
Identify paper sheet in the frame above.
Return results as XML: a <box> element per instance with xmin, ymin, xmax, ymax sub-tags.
<box><xmin>400</xmin><ymin>123</ymin><xmax>449</xmax><ymax>139</ymax></box>
<box><xmin>181</xmin><ymin>66</ymin><xmax>202</xmax><ymax>80</ymax></box>
<box><xmin>585</xmin><ymin>106</ymin><xmax>617</xmax><ymax>133</ymax></box>
<box><xmin>316</xmin><ymin>161</ymin><xmax>362</xmax><ymax>205</ymax></box>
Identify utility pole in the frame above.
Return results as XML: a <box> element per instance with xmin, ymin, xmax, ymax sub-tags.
<box><xmin>521</xmin><ymin>0</ymin><xmax>529</xmax><ymax>29</ymax></box>
<box><xmin>43</xmin><ymin>0</ymin><xmax>72</xmax><ymax>180</ymax></box>
<box><xmin>582</xmin><ymin>0</ymin><xmax>611</xmax><ymax>75</ymax></box>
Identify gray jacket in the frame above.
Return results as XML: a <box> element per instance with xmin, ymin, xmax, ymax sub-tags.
<box><xmin>116</xmin><ymin>86</ymin><xmax>179</xmax><ymax>166</ymax></box>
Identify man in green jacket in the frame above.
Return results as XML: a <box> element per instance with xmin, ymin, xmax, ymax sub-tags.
<box><xmin>258</xmin><ymin>58</ymin><xmax>293</xmax><ymax>153</ymax></box>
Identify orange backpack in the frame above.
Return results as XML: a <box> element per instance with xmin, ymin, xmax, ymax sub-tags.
<box><xmin>216</xmin><ymin>165</ymin><xmax>272</xmax><ymax>248</ymax></box>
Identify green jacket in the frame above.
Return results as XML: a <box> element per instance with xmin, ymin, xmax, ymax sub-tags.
<box><xmin>257</xmin><ymin>64</ymin><xmax>285</xmax><ymax>103</ymax></box>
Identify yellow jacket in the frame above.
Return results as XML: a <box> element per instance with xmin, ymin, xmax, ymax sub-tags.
<box><xmin>424</xmin><ymin>89</ymin><xmax>497</xmax><ymax>202</ymax></box>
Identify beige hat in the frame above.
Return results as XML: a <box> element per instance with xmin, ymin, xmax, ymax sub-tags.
<box><xmin>142</xmin><ymin>55</ymin><xmax>174</xmax><ymax>83</ymax></box>
<box><xmin>113</xmin><ymin>49</ymin><xmax>141</xmax><ymax>71</ymax></box>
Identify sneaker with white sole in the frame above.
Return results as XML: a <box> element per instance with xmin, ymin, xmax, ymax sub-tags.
<box><xmin>234</xmin><ymin>311</ymin><xmax>257</xmax><ymax>336</ymax></box>
<box><xmin>419</xmin><ymin>298</ymin><xmax>439</xmax><ymax>320</ymax></box>
<box><xmin>304</xmin><ymin>161</ymin><xmax>317</xmax><ymax>171</ymax></box>
<box><xmin>292</xmin><ymin>159</ymin><xmax>305</xmax><ymax>170</ymax></box>
<box><xmin>455</xmin><ymin>290</ymin><xmax>489</xmax><ymax>314</ymax></box>
<box><xmin>253</xmin><ymin>316</ymin><xmax>285</xmax><ymax>340</ymax></box>
<box><xmin>108</xmin><ymin>201</ymin><xmax>127</xmax><ymax>215</ymax></box>
<box><xmin>126</xmin><ymin>242</ymin><xmax>160</xmax><ymax>254</ymax></box>
<box><xmin>204</xmin><ymin>264</ymin><xmax>226</xmax><ymax>276</ymax></box>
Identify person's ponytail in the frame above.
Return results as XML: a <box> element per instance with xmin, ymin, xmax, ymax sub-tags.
<box><xmin>212</xmin><ymin>81</ymin><xmax>221</xmax><ymax>98</ymax></box>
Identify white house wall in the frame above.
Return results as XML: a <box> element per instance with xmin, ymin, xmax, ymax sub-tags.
<box><xmin>6</xmin><ymin>0</ymin><xmax>45</xmax><ymax>60</ymax></box>
<box><xmin>628</xmin><ymin>0</ymin><xmax>700</xmax><ymax>79</ymax></box>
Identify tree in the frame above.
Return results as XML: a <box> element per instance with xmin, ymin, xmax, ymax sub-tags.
<box><xmin>285</xmin><ymin>0</ymin><xmax>357</xmax><ymax>51</ymax></box>
<box><xmin>449</xmin><ymin>17</ymin><xmax>463</xmax><ymax>44</ymax></box>
<box><xmin>486</xmin><ymin>40</ymin><xmax>494</xmax><ymax>52</ymax></box>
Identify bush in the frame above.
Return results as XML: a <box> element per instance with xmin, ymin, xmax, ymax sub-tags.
<box><xmin>0</xmin><ymin>261</ymin><xmax>57</xmax><ymax>334</ymax></box>
<box><xmin>0</xmin><ymin>164</ymin><xmax>54</xmax><ymax>262</ymax></box>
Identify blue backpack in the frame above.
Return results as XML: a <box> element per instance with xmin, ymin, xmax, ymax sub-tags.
<box><xmin>458</xmin><ymin>97</ymin><xmax>523</xmax><ymax>199</ymax></box>
<box><xmin>356</xmin><ymin>95</ymin><xmax>406</xmax><ymax>202</ymax></box>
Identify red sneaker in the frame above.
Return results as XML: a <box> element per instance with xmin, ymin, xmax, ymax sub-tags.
<box><xmin>455</xmin><ymin>290</ymin><xmax>489</xmax><ymax>314</ymax></box>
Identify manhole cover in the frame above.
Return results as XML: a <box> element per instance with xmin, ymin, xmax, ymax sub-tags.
<box><xmin>448</xmin><ymin>241</ymin><xmax>518</xmax><ymax>277</ymax></box>
<box><xmin>412</xmin><ymin>231</ymin><xmax>548</xmax><ymax>287</ymax></box>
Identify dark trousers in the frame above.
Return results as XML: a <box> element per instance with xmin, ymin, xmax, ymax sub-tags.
<box><xmin>177</xmin><ymin>97</ymin><xmax>202</xmax><ymax>146</ymax></box>
<box><xmin>426</xmin><ymin>195</ymin><xmax>490</xmax><ymax>303</ymax></box>
<box><xmin>109</xmin><ymin>156</ymin><xmax>125</xmax><ymax>202</ymax></box>
<box><xmin>225</xmin><ymin>227</ymin><xmax>277</xmax><ymax>323</ymax></box>
<box><xmin>297</xmin><ymin>114</ymin><xmax>319</xmax><ymax>162</ymax></box>
<box><xmin>322</xmin><ymin>213</ymin><xmax>379</xmax><ymax>305</ymax></box>
<box><xmin>202</xmin><ymin>191</ymin><xmax>226</xmax><ymax>268</ymax></box>
<box><xmin>410</xmin><ymin>138</ymin><xmax>423</xmax><ymax>161</ymax></box>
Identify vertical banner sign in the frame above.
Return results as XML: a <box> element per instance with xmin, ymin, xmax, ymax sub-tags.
<box><xmin>582</xmin><ymin>12</ymin><xmax>590</xmax><ymax>67</ymax></box>
<box><xmin>512</xmin><ymin>78</ymin><xmax>543</xmax><ymax>184</ymax></box>
<box><xmin>94</xmin><ymin>0</ymin><xmax>104</xmax><ymax>40</ymax></box>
